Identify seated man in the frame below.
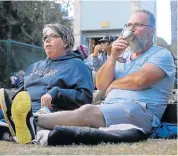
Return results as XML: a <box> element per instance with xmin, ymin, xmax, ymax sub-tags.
<box><xmin>8</xmin><ymin>70</ymin><xmax>25</xmax><ymax>89</ymax></box>
<box><xmin>8</xmin><ymin>74</ymin><xmax>19</xmax><ymax>89</ymax></box>
<box><xmin>2</xmin><ymin>9</ymin><xmax>176</xmax><ymax>144</ymax></box>
<box><xmin>90</xmin><ymin>35</ymin><xmax>115</xmax><ymax>72</ymax></box>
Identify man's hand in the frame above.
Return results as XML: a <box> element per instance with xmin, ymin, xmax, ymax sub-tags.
<box><xmin>92</xmin><ymin>44</ymin><xmax>101</xmax><ymax>56</ymax></box>
<box><xmin>41</xmin><ymin>93</ymin><xmax>52</xmax><ymax>108</ymax></box>
<box><xmin>111</xmin><ymin>36</ymin><xmax>129</xmax><ymax>59</ymax></box>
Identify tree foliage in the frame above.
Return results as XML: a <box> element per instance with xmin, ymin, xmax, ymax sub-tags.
<box><xmin>0</xmin><ymin>1</ymin><xmax>72</xmax><ymax>46</ymax></box>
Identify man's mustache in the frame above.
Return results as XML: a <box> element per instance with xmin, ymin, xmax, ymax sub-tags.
<box><xmin>127</xmin><ymin>35</ymin><xmax>147</xmax><ymax>53</ymax></box>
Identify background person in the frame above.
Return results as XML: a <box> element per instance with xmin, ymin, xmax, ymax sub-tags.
<box><xmin>90</xmin><ymin>36</ymin><xmax>115</xmax><ymax>72</ymax></box>
<box><xmin>75</xmin><ymin>44</ymin><xmax>93</xmax><ymax>71</ymax></box>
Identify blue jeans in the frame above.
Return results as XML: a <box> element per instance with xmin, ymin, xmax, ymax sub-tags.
<box><xmin>0</xmin><ymin>109</ymin><xmax>4</xmax><ymax>120</ymax></box>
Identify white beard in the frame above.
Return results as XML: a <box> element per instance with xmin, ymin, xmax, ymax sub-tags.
<box><xmin>127</xmin><ymin>33</ymin><xmax>149</xmax><ymax>53</ymax></box>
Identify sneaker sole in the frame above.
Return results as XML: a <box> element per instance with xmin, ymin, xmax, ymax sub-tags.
<box><xmin>0</xmin><ymin>88</ymin><xmax>16</xmax><ymax>136</ymax></box>
<box><xmin>11</xmin><ymin>91</ymin><xmax>32</xmax><ymax>144</ymax></box>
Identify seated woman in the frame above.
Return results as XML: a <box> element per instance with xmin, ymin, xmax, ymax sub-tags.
<box><xmin>0</xmin><ymin>23</ymin><xmax>94</xmax><ymax>137</ymax></box>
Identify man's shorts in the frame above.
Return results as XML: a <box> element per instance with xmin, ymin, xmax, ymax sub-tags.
<box><xmin>97</xmin><ymin>100</ymin><xmax>153</xmax><ymax>133</ymax></box>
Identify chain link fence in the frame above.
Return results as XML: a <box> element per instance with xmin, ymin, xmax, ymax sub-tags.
<box><xmin>0</xmin><ymin>40</ymin><xmax>46</xmax><ymax>88</ymax></box>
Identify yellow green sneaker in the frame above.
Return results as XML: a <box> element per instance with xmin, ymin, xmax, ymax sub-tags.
<box><xmin>11</xmin><ymin>91</ymin><xmax>36</xmax><ymax>144</ymax></box>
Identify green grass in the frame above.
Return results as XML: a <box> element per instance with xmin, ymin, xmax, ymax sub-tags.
<box><xmin>0</xmin><ymin>139</ymin><xmax>177</xmax><ymax>155</ymax></box>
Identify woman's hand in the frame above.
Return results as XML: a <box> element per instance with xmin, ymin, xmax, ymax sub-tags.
<box><xmin>41</xmin><ymin>93</ymin><xmax>52</xmax><ymax>108</ymax></box>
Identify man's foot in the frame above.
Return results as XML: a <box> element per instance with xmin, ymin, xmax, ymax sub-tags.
<box><xmin>0</xmin><ymin>88</ymin><xmax>16</xmax><ymax>136</ymax></box>
<box><xmin>11</xmin><ymin>91</ymin><xmax>36</xmax><ymax>144</ymax></box>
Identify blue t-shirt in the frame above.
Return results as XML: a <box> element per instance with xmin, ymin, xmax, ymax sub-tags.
<box><xmin>104</xmin><ymin>46</ymin><xmax>176</xmax><ymax>124</ymax></box>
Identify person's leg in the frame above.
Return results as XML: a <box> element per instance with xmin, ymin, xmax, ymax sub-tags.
<box><xmin>10</xmin><ymin>91</ymin><xmax>105</xmax><ymax>144</ymax></box>
<box><xmin>35</xmin><ymin>104</ymin><xmax>105</xmax><ymax>129</ymax></box>
<box><xmin>0</xmin><ymin>109</ymin><xmax>4</xmax><ymax>120</ymax></box>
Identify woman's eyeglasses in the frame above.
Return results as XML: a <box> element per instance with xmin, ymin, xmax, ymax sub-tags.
<box><xmin>42</xmin><ymin>34</ymin><xmax>60</xmax><ymax>42</ymax></box>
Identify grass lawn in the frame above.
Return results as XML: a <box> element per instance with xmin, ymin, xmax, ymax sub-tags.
<box><xmin>0</xmin><ymin>139</ymin><xmax>177</xmax><ymax>155</ymax></box>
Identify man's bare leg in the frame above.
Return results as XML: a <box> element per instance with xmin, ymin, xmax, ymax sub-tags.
<box><xmin>35</xmin><ymin>104</ymin><xmax>106</xmax><ymax>130</ymax></box>
<box><xmin>10</xmin><ymin>91</ymin><xmax>106</xmax><ymax>144</ymax></box>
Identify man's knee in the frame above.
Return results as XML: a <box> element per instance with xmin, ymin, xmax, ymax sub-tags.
<box><xmin>76</xmin><ymin>104</ymin><xmax>105</xmax><ymax>127</ymax></box>
<box><xmin>77</xmin><ymin>104</ymin><xmax>101</xmax><ymax>116</ymax></box>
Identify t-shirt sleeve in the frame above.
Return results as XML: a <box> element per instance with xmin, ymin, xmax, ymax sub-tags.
<box><xmin>146</xmin><ymin>48</ymin><xmax>176</xmax><ymax>78</ymax></box>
